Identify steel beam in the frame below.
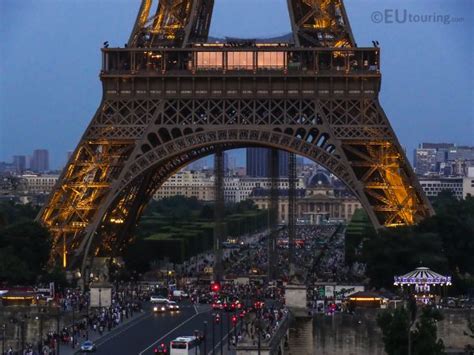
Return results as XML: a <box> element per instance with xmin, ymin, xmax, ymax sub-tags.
<box><xmin>37</xmin><ymin>0</ymin><xmax>434</xmax><ymax>271</ymax></box>
<box><xmin>213</xmin><ymin>148</ymin><xmax>225</xmax><ymax>282</ymax></box>
<box><xmin>288</xmin><ymin>152</ymin><xmax>297</xmax><ymax>277</ymax></box>
<box><xmin>268</xmin><ymin>148</ymin><xmax>279</xmax><ymax>281</ymax></box>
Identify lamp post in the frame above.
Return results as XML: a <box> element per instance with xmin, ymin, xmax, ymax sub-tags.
<box><xmin>220</xmin><ymin>311</ymin><xmax>223</xmax><ymax>355</ymax></box>
<box><xmin>37</xmin><ymin>308</ymin><xmax>44</xmax><ymax>354</ymax></box>
<box><xmin>20</xmin><ymin>318</ymin><xmax>25</xmax><ymax>354</ymax></box>
<box><xmin>203</xmin><ymin>321</ymin><xmax>208</xmax><ymax>355</ymax></box>
<box><xmin>227</xmin><ymin>313</ymin><xmax>231</xmax><ymax>350</ymax></box>
<box><xmin>193</xmin><ymin>329</ymin><xmax>199</xmax><ymax>355</ymax></box>
<box><xmin>99</xmin><ymin>288</ymin><xmax>102</xmax><ymax>309</ymax></box>
<box><xmin>72</xmin><ymin>301</ymin><xmax>75</xmax><ymax>349</ymax></box>
<box><xmin>56</xmin><ymin>307</ymin><xmax>61</xmax><ymax>355</ymax></box>
<box><xmin>1</xmin><ymin>323</ymin><xmax>6</xmax><ymax>355</ymax></box>
<box><xmin>256</xmin><ymin>309</ymin><xmax>261</xmax><ymax>355</ymax></box>
<box><xmin>212</xmin><ymin>314</ymin><xmax>215</xmax><ymax>355</ymax></box>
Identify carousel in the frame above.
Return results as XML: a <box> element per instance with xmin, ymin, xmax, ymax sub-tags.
<box><xmin>393</xmin><ymin>266</ymin><xmax>452</xmax><ymax>304</ymax></box>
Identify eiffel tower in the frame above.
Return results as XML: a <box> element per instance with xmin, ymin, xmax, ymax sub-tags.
<box><xmin>38</xmin><ymin>0</ymin><xmax>433</xmax><ymax>272</ymax></box>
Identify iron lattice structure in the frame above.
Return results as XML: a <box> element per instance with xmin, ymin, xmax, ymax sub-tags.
<box><xmin>38</xmin><ymin>0</ymin><xmax>433</xmax><ymax>271</ymax></box>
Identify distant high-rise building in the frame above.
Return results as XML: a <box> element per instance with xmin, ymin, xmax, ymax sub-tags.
<box><xmin>246</xmin><ymin>148</ymin><xmax>289</xmax><ymax>177</ymax></box>
<box><xmin>223</xmin><ymin>151</ymin><xmax>229</xmax><ymax>175</ymax></box>
<box><xmin>12</xmin><ymin>155</ymin><xmax>27</xmax><ymax>173</ymax></box>
<box><xmin>247</xmin><ymin>148</ymin><xmax>268</xmax><ymax>177</ymax></box>
<box><xmin>414</xmin><ymin>148</ymin><xmax>437</xmax><ymax>176</ymax></box>
<box><xmin>278</xmin><ymin>150</ymin><xmax>289</xmax><ymax>177</ymax></box>
<box><xmin>414</xmin><ymin>143</ymin><xmax>474</xmax><ymax>177</ymax></box>
<box><xmin>30</xmin><ymin>149</ymin><xmax>49</xmax><ymax>173</ymax></box>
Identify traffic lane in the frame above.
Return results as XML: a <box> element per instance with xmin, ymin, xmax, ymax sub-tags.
<box><xmin>139</xmin><ymin>309</ymin><xmax>238</xmax><ymax>355</ymax></box>
<box><xmin>93</xmin><ymin>304</ymin><xmax>198</xmax><ymax>355</ymax></box>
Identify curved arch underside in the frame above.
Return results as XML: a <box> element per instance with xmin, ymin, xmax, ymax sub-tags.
<box><xmin>37</xmin><ymin>0</ymin><xmax>433</xmax><ymax>270</ymax></box>
<box><xmin>39</xmin><ymin>95</ymin><xmax>433</xmax><ymax>270</ymax></box>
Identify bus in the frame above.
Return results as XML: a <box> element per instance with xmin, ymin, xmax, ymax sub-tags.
<box><xmin>170</xmin><ymin>336</ymin><xmax>200</xmax><ymax>355</ymax></box>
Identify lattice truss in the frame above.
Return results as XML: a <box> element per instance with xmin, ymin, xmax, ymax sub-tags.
<box><xmin>38</xmin><ymin>0</ymin><xmax>433</xmax><ymax>270</ymax></box>
<box><xmin>129</xmin><ymin>0</ymin><xmax>353</xmax><ymax>47</ymax></box>
<box><xmin>288</xmin><ymin>0</ymin><xmax>355</xmax><ymax>47</ymax></box>
<box><xmin>129</xmin><ymin>0</ymin><xmax>214</xmax><ymax>47</ymax></box>
<box><xmin>39</xmin><ymin>94</ymin><xmax>431</xmax><ymax>266</ymax></box>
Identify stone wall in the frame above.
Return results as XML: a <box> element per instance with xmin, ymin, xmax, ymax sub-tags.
<box><xmin>0</xmin><ymin>305</ymin><xmax>75</xmax><ymax>352</ymax></box>
<box><xmin>313</xmin><ymin>309</ymin><xmax>385</xmax><ymax>355</ymax></box>
<box><xmin>312</xmin><ymin>308</ymin><xmax>474</xmax><ymax>355</ymax></box>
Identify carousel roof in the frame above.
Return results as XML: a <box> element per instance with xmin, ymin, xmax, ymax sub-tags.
<box><xmin>394</xmin><ymin>267</ymin><xmax>452</xmax><ymax>286</ymax></box>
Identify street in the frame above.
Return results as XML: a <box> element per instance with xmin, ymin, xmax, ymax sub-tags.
<box><xmin>91</xmin><ymin>303</ymin><xmax>233</xmax><ymax>355</ymax></box>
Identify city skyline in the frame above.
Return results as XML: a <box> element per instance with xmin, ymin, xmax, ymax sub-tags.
<box><xmin>0</xmin><ymin>0</ymin><xmax>472</xmax><ymax>169</ymax></box>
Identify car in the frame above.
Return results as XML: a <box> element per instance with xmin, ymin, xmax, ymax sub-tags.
<box><xmin>151</xmin><ymin>295</ymin><xmax>169</xmax><ymax>303</ymax></box>
<box><xmin>153</xmin><ymin>300</ymin><xmax>168</xmax><ymax>312</ymax></box>
<box><xmin>227</xmin><ymin>299</ymin><xmax>242</xmax><ymax>312</ymax></box>
<box><xmin>80</xmin><ymin>340</ymin><xmax>96</xmax><ymax>353</ymax></box>
<box><xmin>172</xmin><ymin>290</ymin><xmax>189</xmax><ymax>298</ymax></box>
<box><xmin>212</xmin><ymin>300</ymin><xmax>224</xmax><ymax>310</ymax></box>
<box><xmin>198</xmin><ymin>294</ymin><xmax>211</xmax><ymax>304</ymax></box>
<box><xmin>167</xmin><ymin>300</ymin><xmax>180</xmax><ymax>311</ymax></box>
<box><xmin>154</xmin><ymin>343</ymin><xmax>169</xmax><ymax>354</ymax></box>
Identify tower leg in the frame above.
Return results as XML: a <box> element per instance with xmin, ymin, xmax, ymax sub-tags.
<box><xmin>288</xmin><ymin>152</ymin><xmax>297</xmax><ymax>278</ymax></box>
<box><xmin>268</xmin><ymin>148</ymin><xmax>279</xmax><ymax>281</ymax></box>
<box><xmin>214</xmin><ymin>148</ymin><xmax>225</xmax><ymax>282</ymax></box>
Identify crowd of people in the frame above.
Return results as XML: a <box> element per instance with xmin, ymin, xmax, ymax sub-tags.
<box><xmin>2</xmin><ymin>224</ymin><xmax>353</xmax><ymax>354</ymax></box>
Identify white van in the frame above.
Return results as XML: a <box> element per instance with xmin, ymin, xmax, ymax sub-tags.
<box><xmin>170</xmin><ymin>336</ymin><xmax>200</xmax><ymax>355</ymax></box>
<box><xmin>172</xmin><ymin>290</ymin><xmax>188</xmax><ymax>298</ymax></box>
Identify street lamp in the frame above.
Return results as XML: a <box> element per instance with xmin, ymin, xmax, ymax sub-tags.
<box><xmin>72</xmin><ymin>300</ymin><xmax>75</xmax><ymax>349</ymax></box>
<box><xmin>212</xmin><ymin>314</ymin><xmax>216</xmax><ymax>355</ymax></box>
<box><xmin>99</xmin><ymin>288</ymin><xmax>102</xmax><ymax>309</ymax></box>
<box><xmin>193</xmin><ymin>330</ymin><xmax>199</xmax><ymax>355</ymax></box>
<box><xmin>220</xmin><ymin>311</ymin><xmax>223</xmax><ymax>355</ymax></box>
<box><xmin>1</xmin><ymin>323</ymin><xmax>6</xmax><ymax>355</ymax></box>
<box><xmin>203</xmin><ymin>321</ymin><xmax>208</xmax><ymax>355</ymax></box>
<box><xmin>56</xmin><ymin>307</ymin><xmax>61</xmax><ymax>355</ymax></box>
<box><xmin>227</xmin><ymin>313</ymin><xmax>231</xmax><ymax>350</ymax></box>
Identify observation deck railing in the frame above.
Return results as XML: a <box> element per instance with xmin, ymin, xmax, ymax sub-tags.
<box><xmin>101</xmin><ymin>47</ymin><xmax>380</xmax><ymax>77</ymax></box>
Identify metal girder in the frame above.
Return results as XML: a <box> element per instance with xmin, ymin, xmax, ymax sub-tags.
<box><xmin>268</xmin><ymin>148</ymin><xmax>279</xmax><ymax>281</ymax></box>
<box><xmin>213</xmin><ymin>148</ymin><xmax>224</xmax><ymax>282</ymax></box>
<box><xmin>287</xmin><ymin>0</ymin><xmax>356</xmax><ymax>47</ymax></box>
<box><xmin>128</xmin><ymin>0</ymin><xmax>214</xmax><ymax>48</ymax></box>
<box><xmin>288</xmin><ymin>152</ymin><xmax>297</xmax><ymax>276</ymax></box>
<box><xmin>37</xmin><ymin>0</ymin><xmax>434</xmax><ymax>272</ymax></box>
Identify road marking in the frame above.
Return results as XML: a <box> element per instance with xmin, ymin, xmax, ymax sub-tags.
<box><xmin>95</xmin><ymin>312</ymin><xmax>152</xmax><ymax>347</ymax></box>
<box><xmin>138</xmin><ymin>312</ymin><xmax>204</xmax><ymax>355</ymax></box>
<box><xmin>194</xmin><ymin>304</ymin><xmax>199</xmax><ymax>314</ymax></box>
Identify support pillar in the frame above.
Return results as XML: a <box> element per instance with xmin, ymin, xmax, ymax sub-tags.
<box><xmin>288</xmin><ymin>152</ymin><xmax>296</xmax><ymax>277</ymax></box>
<box><xmin>214</xmin><ymin>148</ymin><xmax>225</xmax><ymax>282</ymax></box>
<box><xmin>268</xmin><ymin>148</ymin><xmax>279</xmax><ymax>281</ymax></box>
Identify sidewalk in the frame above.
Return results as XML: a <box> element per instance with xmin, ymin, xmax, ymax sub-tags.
<box><xmin>59</xmin><ymin>310</ymin><xmax>148</xmax><ymax>355</ymax></box>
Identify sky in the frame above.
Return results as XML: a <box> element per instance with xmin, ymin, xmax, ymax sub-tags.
<box><xmin>0</xmin><ymin>0</ymin><xmax>472</xmax><ymax>169</ymax></box>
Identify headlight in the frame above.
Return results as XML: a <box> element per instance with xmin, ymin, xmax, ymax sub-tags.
<box><xmin>153</xmin><ymin>307</ymin><xmax>158</xmax><ymax>311</ymax></box>
<box><xmin>161</xmin><ymin>307</ymin><xmax>165</xmax><ymax>311</ymax></box>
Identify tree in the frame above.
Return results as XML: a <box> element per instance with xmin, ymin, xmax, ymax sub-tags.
<box><xmin>378</xmin><ymin>307</ymin><xmax>445</xmax><ymax>355</ymax></box>
<box><xmin>0</xmin><ymin>221</ymin><xmax>51</xmax><ymax>284</ymax></box>
<box><xmin>361</xmin><ymin>228</ymin><xmax>449</xmax><ymax>289</ymax></box>
<box><xmin>0</xmin><ymin>248</ymin><xmax>32</xmax><ymax>283</ymax></box>
<box><xmin>377</xmin><ymin>307</ymin><xmax>409</xmax><ymax>355</ymax></box>
<box><xmin>464</xmin><ymin>318</ymin><xmax>474</xmax><ymax>354</ymax></box>
<box><xmin>411</xmin><ymin>307</ymin><xmax>445</xmax><ymax>355</ymax></box>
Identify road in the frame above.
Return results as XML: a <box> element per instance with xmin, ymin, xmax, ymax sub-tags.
<box><xmin>91</xmin><ymin>302</ymin><xmax>236</xmax><ymax>355</ymax></box>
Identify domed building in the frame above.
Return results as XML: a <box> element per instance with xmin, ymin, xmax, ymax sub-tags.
<box><xmin>249</xmin><ymin>170</ymin><xmax>362</xmax><ymax>224</ymax></box>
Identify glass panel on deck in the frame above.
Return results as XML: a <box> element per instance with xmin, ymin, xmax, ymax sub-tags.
<box><xmin>196</xmin><ymin>51</ymin><xmax>223</xmax><ymax>70</ymax></box>
<box><xmin>227</xmin><ymin>52</ymin><xmax>254</xmax><ymax>70</ymax></box>
<box><xmin>257</xmin><ymin>52</ymin><xmax>285</xmax><ymax>70</ymax></box>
